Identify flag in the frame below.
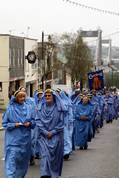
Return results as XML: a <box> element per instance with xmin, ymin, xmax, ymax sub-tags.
<box><xmin>88</xmin><ymin>70</ymin><xmax>104</xmax><ymax>90</ymax></box>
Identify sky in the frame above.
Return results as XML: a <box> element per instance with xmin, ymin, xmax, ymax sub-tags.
<box><xmin>0</xmin><ymin>0</ymin><xmax>119</xmax><ymax>46</ymax></box>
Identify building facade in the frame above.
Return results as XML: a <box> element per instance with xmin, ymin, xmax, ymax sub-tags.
<box><xmin>24</xmin><ymin>38</ymin><xmax>38</xmax><ymax>96</ymax></box>
<box><xmin>0</xmin><ymin>35</ymin><xmax>10</xmax><ymax>109</ymax></box>
<box><xmin>0</xmin><ymin>34</ymin><xmax>25</xmax><ymax>109</ymax></box>
<box><xmin>0</xmin><ymin>34</ymin><xmax>39</xmax><ymax>109</ymax></box>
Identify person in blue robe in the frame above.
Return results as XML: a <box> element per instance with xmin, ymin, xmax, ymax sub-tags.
<box><xmin>70</xmin><ymin>89</ymin><xmax>80</xmax><ymax>102</ymax></box>
<box><xmin>103</xmin><ymin>91</ymin><xmax>115</xmax><ymax>123</ymax></box>
<box><xmin>36</xmin><ymin>89</ymin><xmax>67</xmax><ymax>178</ymax></box>
<box><xmin>34</xmin><ymin>89</ymin><xmax>43</xmax><ymax>106</ymax></box>
<box><xmin>59</xmin><ymin>91</ymin><xmax>74</xmax><ymax>160</ymax></box>
<box><xmin>33</xmin><ymin>89</ymin><xmax>38</xmax><ymax>103</ymax></box>
<box><xmin>2</xmin><ymin>90</ymin><xmax>35</xmax><ymax>178</ymax></box>
<box><xmin>90</xmin><ymin>90</ymin><xmax>101</xmax><ymax>134</ymax></box>
<box><xmin>113</xmin><ymin>93</ymin><xmax>119</xmax><ymax>119</ymax></box>
<box><xmin>19</xmin><ymin>86</ymin><xmax>37</xmax><ymax>165</ymax></box>
<box><xmin>97</xmin><ymin>92</ymin><xmax>105</xmax><ymax>128</ymax></box>
<box><xmin>33</xmin><ymin>89</ymin><xmax>44</xmax><ymax>159</ymax></box>
<box><xmin>75</xmin><ymin>95</ymin><xmax>93</xmax><ymax>150</ymax></box>
<box><xmin>71</xmin><ymin>93</ymin><xmax>83</xmax><ymax>150</ymax></box>
<box><xmin>87</xmin><ymin>93</ymin><xmax>94</xmax><ymax>141</ymax></box>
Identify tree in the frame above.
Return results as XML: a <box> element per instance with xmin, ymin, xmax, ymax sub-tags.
<box><xmin>62</xmin><ymin>32</ymin><xmax>93</xmax><ymax>89</ymax></box>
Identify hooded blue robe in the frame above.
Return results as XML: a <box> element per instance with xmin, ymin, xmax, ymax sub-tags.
<box><xmin>91</xmin><ymin>95</ymin><xmax>101</xmax><ymax>129</ymax></box>
<box><xmin>103</xmin><ymin>94</ymin><xmax>115</xmax><ymax>122</ymax></box>
<box><xmin>2</xmin><ymin>97</ymin><xmax>35</xmax><ymax>178</ymax></box>
<box><xmin>113</xmin><ymin>95</ymin><xmax>119</xmax><ymax>118</ymax></box>
<box><xmin>25</xmin><ymin>96</ymin><xmax>37</xmax><ymax>159</ymax></box>
<box><xmin>33</xmin><ymin>93</ymin><xmax>44</xmax><ymax>157</ymax></box>
<box><xmin>75</xmin><ymin>101</ymin><xmax>93</xmax><ymax>148</ymax></box>
<box><xmin>60</xmin><ymin>91</ymin><xmax>74</xmax><ymax>156</ymax></box>
<box><xmin>70</xmin><ymin>94</ymin><xmax>82</xmax><ymax>150</ymax></box>
<box><xmin>36</xmin><ymin>92</ymin><xmax>67</xmax><ymax>178</ymax></box>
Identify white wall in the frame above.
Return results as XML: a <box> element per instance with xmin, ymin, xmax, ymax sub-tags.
<box><xmin>0</xmin><ymin>36</ymin><xmax>9</xmax><ymax>109</ymax></box>
<box><xmin>24</xmin><ymin>38</ymin><xmax>38</xmax><ymax>92</ymax></box>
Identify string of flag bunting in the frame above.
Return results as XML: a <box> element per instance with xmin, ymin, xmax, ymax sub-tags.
<box><xmin>62</xmin><ymin>0</ymin><xmax>119</xmax><ymax>16</ymax></box>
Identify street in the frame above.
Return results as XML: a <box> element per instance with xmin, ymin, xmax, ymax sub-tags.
<box><xmin>0</xmin><ymin>120</ymin><xmax>119</xmax><ymax>178</ymax></box>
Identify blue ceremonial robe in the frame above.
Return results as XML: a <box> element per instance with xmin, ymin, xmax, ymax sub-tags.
<box><xmin>60</xmin><ymin>91</ymin><xmax>73</xmax><ymax>155</ymax></box>
<box><xmin>25</xmin><ymin>97</ymin><xmax>37</xmax><ymax>158</ymax></box>
<box><xmin>103</xmin><ymin>94</ymin><xmax>115</xmax><ymax>122</ymax></box>
<box><xmin>75</xmin><ymin>102</ymin><xmax>93</xmax><ymax>148</ymax></box>
<box><xmin>2</xmin><ymin>97</ymin><xmax>35</xmax><ymax>178</ymax></box>
<box><xmin>36</xmin><ymin>93</ymin><xmax>66</xmax><ymax>178</ymax></box>
<box><xmin>114</xmin><ymin>95</ymin><xmax>119</xmax><ymax>118</ymax></box>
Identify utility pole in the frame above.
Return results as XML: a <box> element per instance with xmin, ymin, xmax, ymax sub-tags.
<box><xmin>41</xmin><ymin>31</ymin><xmax>45</xmax><ymax>90</ymax></box>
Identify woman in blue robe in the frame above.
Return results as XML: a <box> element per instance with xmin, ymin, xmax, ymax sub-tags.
<box><xmin>19</xmin><ymin>86</ymin><xmax>37</xmax><ymax>165</ymax></box>
<box><xmin>75</xmin><ymin>95</ymin><xmax>93</xmax><ymax>150</ymax></box>
<box><xmin>2</xmin><ymin>90</ymin><xmax>35</xmax><ymax>178</ymax></box>
<box><xmin>36</xmin><ymin>89</ymin><xmax>67</xmax><ymax>178</ymax></box>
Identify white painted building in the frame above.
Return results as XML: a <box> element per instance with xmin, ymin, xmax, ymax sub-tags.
<box><xmin>24</xmin><ymin>38</ymin><xmax>38</xmax><ymax>96</ymax></box>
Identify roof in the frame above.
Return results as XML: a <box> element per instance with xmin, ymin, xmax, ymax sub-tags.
<box><xmin>0</xmin><ymin>34</ymin><xmax>38</xmax><ymax>41</ymax></box>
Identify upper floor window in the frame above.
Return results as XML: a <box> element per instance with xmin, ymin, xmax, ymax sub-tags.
<box><xmin>17</xmin><ymin>49</ymin><xmax>20</xmax><ymax>66</ymax></box>
<box><xmin>9</xmin><ymin>48</ymin><xmax>12</xmax><ymax>66</ymax></box>
<box><xmin>20</xmin><ymin>48</ymin><xmax>23</xmax><ymax>65</ymax></box>
<box><xmin>13</xmin><ymin>48</ymin><xmax>15</xmax><ymax>66</ymax></box>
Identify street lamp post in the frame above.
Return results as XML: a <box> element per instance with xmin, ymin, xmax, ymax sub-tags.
<box><xmin>41</xmin><ymin>31</ymin><xmax>45</xmax><ymax>90</ymax></box>
<box><xmin>111</xmin><ymin>68</ymin><xmax>113</xmax><ymax>86</ymax></box>
<box><xmin>41</xmin><ymin>32</ymin><xmax>54</xmax><ymax>90</ymax></box>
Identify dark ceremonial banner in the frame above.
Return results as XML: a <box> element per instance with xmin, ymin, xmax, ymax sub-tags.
<box><xmin>88</xmin><ymin>70</ymin><xmax>104</xmax><ymax>90</ymax></box>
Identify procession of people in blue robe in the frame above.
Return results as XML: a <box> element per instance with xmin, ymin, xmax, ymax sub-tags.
<box><xmin>2</xmin><ymin>86</ymin><xmax>119</xmax><ymax>178</ymax></box>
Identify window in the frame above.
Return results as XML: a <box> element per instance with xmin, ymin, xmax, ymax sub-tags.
<box><xmin>18</xmin><ymin>49</ymin><xmax>20</xmax><ymax>66</ymax></box>
<box><xmin>13</xmin><ymin>48</ymin><xmax>15</xmax><ymax>66</ymax></box>
<box><xmin>0</xmin><ymin>82</ymin><xmax>2</xmax><ymax>92</ymax></box>
<box><xmin>9</xmin><ymin>48</ymin><xmax>12</xmax><ymax>66</ymax></box>
<box><xmin>20</xmin><ymin>48</ymin><xmax>23</xmax><ymax>65</ymax></box>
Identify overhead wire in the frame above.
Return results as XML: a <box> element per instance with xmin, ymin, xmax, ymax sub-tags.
<box><xmin>62</xmin><ymin>0</ymin><xmax>119</xmax><ymax>16</ymax></box>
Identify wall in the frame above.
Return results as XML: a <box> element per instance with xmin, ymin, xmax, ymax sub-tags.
<box><xmin>24</xmin><ymin>38</ymin><xmax>38</xmax><ymax>96</ymax></box>
<box><xmin>0</xmin><ymin>36</ymin><xmax>9</xmax><ymax>109</ymax></box>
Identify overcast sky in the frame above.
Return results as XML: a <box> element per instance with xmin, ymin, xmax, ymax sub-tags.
<box><xmin>0</xmin><ymin>0</ymin><xmax>119</xmax><ymax>45</ymax></box>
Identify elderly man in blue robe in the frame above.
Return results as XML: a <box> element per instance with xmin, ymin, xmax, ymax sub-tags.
<box><xmin>75</xmin><ymin>95</ymin><xmax>93</xmax><ymax>150</ymax></box>
<box><xmin>2</xmin><ymin>89</ymin><xmax>35</xmax><ymax>178</ymax></box>
<box><xmin>36</xmin><ymin>89</ymin><xmax>67</xmax><ymax>178</ymax></box>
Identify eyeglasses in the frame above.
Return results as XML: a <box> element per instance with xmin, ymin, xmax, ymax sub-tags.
<box><xmin>45</xmin><ymin>94</ymin><xmax>52</xmax><ymax>97</ymax></box>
